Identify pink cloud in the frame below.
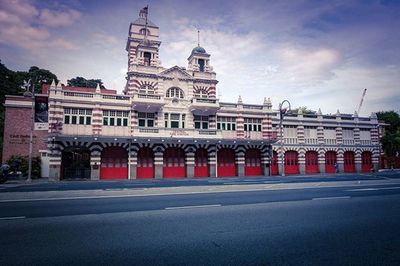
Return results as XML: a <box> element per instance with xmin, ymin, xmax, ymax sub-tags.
<box><xmin>0</xmin><ymin>0</ymin><xmax>81</xmax><ymax>52</ymax></box>
<box><xmin>39</xmin><ymin>8</ymin><xmax>81</xmax><ymax>28</ymax></box>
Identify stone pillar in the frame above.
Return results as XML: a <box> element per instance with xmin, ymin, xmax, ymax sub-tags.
<box><xmin>129</xmin><ymin>152</ymin><xmax>137</xmax><ymax>179</ymax></box>
<box><xmin>236</xmin><ymin>151</ymin><xmax>245</xmax><ymax>177</ymax></box>
<box><xmin>372</xmin><ymin>151</ymin><xmax>380</xmax><ymax>172</ymax></box>
<box><xmin>318</xmin><ymin>151</ymin><xmax>325</xmax><ymax>174</ymax></box>
<box><xmin>209</xmin><ymin>148</ymin><xmax>217</xmax><ymax>178</ymax></box>
<box><xmin>154</xmin><ymin>151</ymin><xmax>163</xmax><ymax>179</ymax></box>
<box><xmin>337</xmin><ymin>151</ymin><xmax>344</xmax><ymax>173</ymax></box>
<box><xmin>355</xmin><ymin>151</ymin><xmax>362</xmax><ymax>173</ymax></box>
<box><xmin>278</xmin><ymin>151</ymin><xmax>284</xmax><ymax>176</ymax></box>
<box><xmin>298</xmin><ymin>151</ymin><xmax>305</xmax><ymax>175</ymax></box>
<box><xmin>262</xmin><ymin>151</ymin><xmax>270</xmax><ymax>176</ymax></box>
<box><xmin>90</xmin><ymin>155</ymin><xmax>100</xmax><ymax>181</ymax></box>
<box><xmin>186</xmin><ymin>152</ymin><xmax>195</xmax><ymax>178</ymax></box>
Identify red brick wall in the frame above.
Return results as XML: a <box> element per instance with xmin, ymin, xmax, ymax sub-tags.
<box><xmin>2</xmin><ymin>106</ymin><xmax>48</xmax><ymax>161</ymax></box>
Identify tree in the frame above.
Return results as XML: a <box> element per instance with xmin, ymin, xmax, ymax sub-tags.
<box><xmin>0</xmin><ymin>61</ymin><xmax>59</xmax><ymax>160</ymax></box>
<box><xmin>291</xmin><ymin>106</ymin><xmax>317</xmax><ymax>115</ymax></box>
<box><xmin>67</xmin><ymin>76</ymin><xmax>105</xmax><ymax>89</ymax></box>
<box><xmin>377</xmin><ymin>111</ymin><xmax>400</xmax><ymax>157</ymax></box>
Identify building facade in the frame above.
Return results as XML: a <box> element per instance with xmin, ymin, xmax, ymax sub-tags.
<box><xmin>2</xmin><ymin>10</ymin><xmax>380</xmax><ymax>180</ymax></box>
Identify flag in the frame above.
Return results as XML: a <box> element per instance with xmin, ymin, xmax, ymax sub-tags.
<box><xmin>139</xmin><ymin>6</ymin><xmax>148</xmax><ymax>17</ymax></box>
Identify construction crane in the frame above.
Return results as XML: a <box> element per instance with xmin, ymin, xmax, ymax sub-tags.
<box><xmin>357</xmin><ymin>88</ymin><xmax>367</xmax><ymax>115</ymax></box>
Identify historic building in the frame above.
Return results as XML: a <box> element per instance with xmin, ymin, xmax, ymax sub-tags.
<box><xmin>2</xmin><ymin>9</ymin><xmax>380</xmax><ymax>180</ymax></box>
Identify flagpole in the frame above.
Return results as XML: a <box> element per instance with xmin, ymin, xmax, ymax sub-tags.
<box><xmin>144</xmin><ymin>5</ymin><xmax>149</xmax><ymax>41</ymax></box>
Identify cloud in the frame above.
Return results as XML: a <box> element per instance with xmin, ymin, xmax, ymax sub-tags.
<box><xmin>92</xmin><ymin>32</ymin><xmax>119</xmax><ymax>46</ymax></box>
<box><xmin>0</xmin><ymin>0</ymin><xmax>80</xmax><ymax>52</ymax></box>
<box><xmin>39</xmin><ymin>8</ymin><xmax>81</xmax><ymax>28</ymax></box>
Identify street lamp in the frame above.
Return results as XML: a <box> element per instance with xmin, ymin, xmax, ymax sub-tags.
<box><xmin>21</xmin><ymin>79</ymin><xmax>35</xmax><ymax>182</ymax></box>
<box><xmin>279</xmin><ymin>100</ymin><xmax>291</xmax><ymax>176</ymax></box>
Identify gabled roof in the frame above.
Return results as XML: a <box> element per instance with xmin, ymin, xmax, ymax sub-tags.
<box><xmin>160</xmin><ymin>65</ymin><xmax>193</xmax><ymax>79</ymax></box>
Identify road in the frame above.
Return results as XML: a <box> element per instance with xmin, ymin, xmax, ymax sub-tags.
<box><xmin>1</xmin><ymin>175</ymin><xmax>400</xmax><ymax>265</ymax></box>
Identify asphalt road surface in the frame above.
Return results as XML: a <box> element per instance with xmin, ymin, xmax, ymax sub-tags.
<box><xmin>1</xmin><ymin>177</ymin><xmax>400</xmax><ymax>265</ymax></box>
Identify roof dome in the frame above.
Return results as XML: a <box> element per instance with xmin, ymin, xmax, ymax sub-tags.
<box><xmin>192</xmin><ymin>46</ymin><xmax>206</xmax><ymax>54</ymax></box>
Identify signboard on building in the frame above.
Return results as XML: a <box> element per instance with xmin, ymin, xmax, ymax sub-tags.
<box><xmin>35</xmin><ymin>96</ymin><xmax>48</xmax><ymax>130</ymax></box>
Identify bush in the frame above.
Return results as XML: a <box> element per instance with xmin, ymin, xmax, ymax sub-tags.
<box><xmin>6</xmin><ymin>155</ymin><xmax>41</xmax><ymax>178</ymax></box>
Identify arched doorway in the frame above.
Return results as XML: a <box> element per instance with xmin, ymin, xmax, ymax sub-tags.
<box><xmin>325</xmin><ymin>151</ymin><xmax>337</xmax><ymax>173</ymax></box>
<box><xmin>285</xmin><ymin>150</ymin><xmax>299</xmax><ymax>175</ymax></box>
<box><xmin>271</xmin><ymin>151</ymin><xmax>278</xmax><ymax>175</ymax></box>
<box><xmin>344</xmin><ymin>151</ymin><xmax>356</xmax><ymax>173</ymax></box>
<box><xmin>163</xmin><ymin>147</ymin><xmax>186</xmax><ymax>178</ymax></box>
<box><xmin>137</xmin><ymin>147</ymin><xmax>154</xmax><ymax>179</ymax></box>
<box><xmin>61</xmin><ymin>147</ymin><xmax>91</xmax><ymax>180</ymax></box>
<box><xmin>100</xmin><ymin>146</ymin><xmax>128</xmax><ymax>179</ymax></box>
<box><xmin>305</xmin><ymin>151</ymin><xmax>319</xmax><ymax>174</ymax></box>
<box><xmin>217</xmin><ymin>148</ymin><xmax>236</xmax><ymax>177</ymax></box>
<box><xmin>361</xmin><ymin>151</ymin><xmax>372</xmax><ymax>173</ymax></box>
<box><xmin>245</xmin><ymin>149</ymin><xmax>262</xmax><ymax>176</ymax></box>
<box><xmin>194</xmin><ymin>148</ymin><xmax>209</xmax><ymax>177</ymax></box>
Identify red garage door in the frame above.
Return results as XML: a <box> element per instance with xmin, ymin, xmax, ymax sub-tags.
<box><xmin>285</xmin><ymin>151</ymin><xmax>299</xmax><ymax>175</ymax></box>
<box><xmin>361</xmin><ymin>151</ymin><xmax>372</xmax><ymax>173</ymax></box>
<box><xmin>218</xmin><ymin>148</ymin><xmax>236</xmax><ymax>177</ymax></box>
<box><xmin>344</xmin><ymin>151</ymin><xmax>356</xmax><ymax>173</ymax></box>
<box><xmin>305</xmin><ymin>151</ymin><xmax>319</xmax><ymax>174</ymax></box>
<box><xmin>271</xmin><ymin>151</ymin><xmax>278</xmax><ymax>175</ymax></box>
<box><xmin>325</xmin><ymin>151</ymin><xmax>337</xmax><ymax>173</ymax></box>
<box><xmin>100</xmin><ymin>147</ymin><xmax>128</xmax><ymax>179</ymax></box>
<box><xmin>163</xmin><ymin>148</ymin><xmax>185</xmax><ymax>178</ymax></box>
<box><xmin>194</xmin><ymin>148</ymin><xmax>209</xmax><ymax>178</ymax></box>
<box><xmin>245</xmin><ymin>149</ymin><xmax>262</xmax><ymax>176</ymax></box>
<box><xmin>137</xmin><ymin>147</ymin><xmax>154</xmax><ymax>179</ymax></box>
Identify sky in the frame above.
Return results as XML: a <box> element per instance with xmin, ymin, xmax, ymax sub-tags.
<box><xmin>0</xmin><ymin>0</ymin><xmax>399</xmax><ymax>116</ymax></box>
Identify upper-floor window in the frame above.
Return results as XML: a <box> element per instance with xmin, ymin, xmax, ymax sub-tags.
<box><xmin>165</xmin><ymin>113</ymin><xmax>185</xmax><ymax>128</ymax></box>
<box><xmin>283</xmin><ymin>125</ymin><xmax>297</xmax><ymax>138</ymax></box>
<box><xmin>139</xmin><ymin>84</ymin><xmax>155</xmax><ymax>94</ymax></box>
<box><xmin>194</xmin><ymin>115</ymin><xmax>209</xmax><ymax>129</ymax></box>
<box><xmin>304</xmin><ymin>126</ymin><xmax>317</xmax><ymax>138</ymax></box>
<box><xmin>198</xmin><ymin>59</ymin><xmax>205</xmax><ymax>72</ymax></box>
<box><xmin>360</xmin><ymin>128</ymin><xmax>371</xmax><ymax>140</ymax></box>
<box><xmin>244</xmin><ymin>118</ymin><xmax>262</xmax><ymax>132</ymax></box>
<box><xmin>343</xmin><ymin>128</ymin><xmax>354</xmax><ymax>139</ymax></box>
<box><xmin>103</xmin><ymin>110</ymin><xmax>129</xmax><ymax>127</ymax></box>
<box><xmin>139</xmin><ymin>28</ymin><xmax>150</xmax><ymax>35</ymax></box>
<box><xmin>324</xmin><ymin>127</ymin><xmax>336</xmax><ymax>139</ymax></box>
<box><xmin>64</xmin><ymin>108</ymin><xmax>92</xmax><ymax>125</ymax></box>
<box><xmin>194</xmin><ymin>89</ymin><xmax>208</xmax><ymax>98</ymax></box>
<box><xmin>138</xmin><ymin>112</ymin><xmax>155</xmax><ymax>127</ymax></box>
<box><xmin>143</xmin><ymin>52</ymin><xmax>151</xmax><ymax>66</ymax></box>
<box><xmin>166</xmin><ymin>87</ymin><xmax>184</xmax><ymax>99</ymax></box>
<box><xmin>217</xmin><ymin>116</ymin><xmax>236</xmax><ymax>131</ymax></box>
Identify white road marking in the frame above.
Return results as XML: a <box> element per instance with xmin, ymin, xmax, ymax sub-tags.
<box><xmin>165</xmin><ymin>204</ymin><xmax>221</xmax><ymax>210</ymax></box>
<box><xmin>312</xmin><ymin>196</ymin><xmax>351</xmax><ymax>200</ymax></box>
<box><xmin>0</xmin><ymin>216</ymin><xmax>26</xmax><ymax>221</ymax></box>
<box><xmin>346</xmin><ymin>188</ymin><xmax>378</xmax><ymax>191</ymax></box>
<box><xmin>347</xmin><ymin>186</ymin><xmax>400</xmax><ymax>192</ymax></box>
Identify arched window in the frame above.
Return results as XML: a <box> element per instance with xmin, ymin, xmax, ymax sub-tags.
<box><xmin>139</xmin><ymin>28</ymin><xmax>150</xmax><ymax>35</ymax></box>
<box><xmin>166</xmin><ymin>87</ymin><xmax>184</xmax><ymax>99</ymax></box>
<box><xmin>139</xmin><ymin>84</ymin><xmax>155</xmax><ymax>94</ymax></box>
<box><xmin>198</xmin><ymin>59</ymin><xmax>205</xmax><ymax>72</ymax></box>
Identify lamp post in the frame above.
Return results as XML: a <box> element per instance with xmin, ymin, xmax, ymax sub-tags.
<box><xmin>22</xmin><ymin>79</ymin><xmax>35</xmax><ymax>183</ymax></box>
<box><xmin>279</xmin><ymin>100</ymin><xmax>291</xmax><ymax>176</ymax></box>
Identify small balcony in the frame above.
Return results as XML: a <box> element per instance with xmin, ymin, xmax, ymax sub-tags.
<box><xmin>190</xmin><ymin>97</ymin><xmax>220</xmax><ymax>115</ymax></box>
<box><xmin>132</xmin><ymin>93</ymin><xmax>164</xmax><ymax>112</ymax></box>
